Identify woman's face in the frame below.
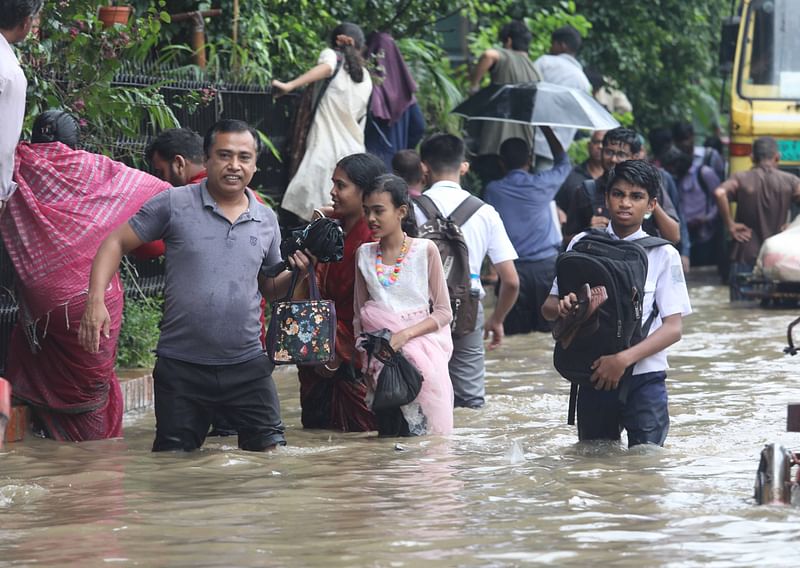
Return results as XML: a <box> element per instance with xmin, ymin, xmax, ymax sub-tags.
<box><xmin>330</xmin><ymin>166</ymin><xmax>364</xmax><ymax>219</ymax></box>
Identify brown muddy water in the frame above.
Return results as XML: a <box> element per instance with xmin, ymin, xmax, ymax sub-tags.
<box><xmin>2</xmin><ymin>270</ymin><xmax>799</xmax><ymax>567</ymax></box>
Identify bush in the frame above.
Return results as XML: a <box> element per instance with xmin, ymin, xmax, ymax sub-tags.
<box><xmin>116</xmin><ymin>296</ymin><xmax>163</xmax><ymax>369</ymax></box>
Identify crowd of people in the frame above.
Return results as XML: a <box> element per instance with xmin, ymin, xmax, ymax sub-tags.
<box><xmin>2</xmin><ymin>2</ymin><xmax>800</xmax><ymax>451</ymax></box>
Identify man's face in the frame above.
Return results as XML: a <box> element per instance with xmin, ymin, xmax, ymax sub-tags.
<box><xmin>204</xmin><ymin>130</ymin><xmax>258</xmax><ymax>197</ymax></box>
<box><xmin>588</xmin><ymin>131</ymin><xmax>606</xmax><ymax>162</ymax></box>
<box><xmin>549</xmin><ymin>40</ymin><xmax>565</xmax><ymax>55</ymax></box>
<box><xmin>605</xmin><ymin>179</ymin><xmax>655</xmax><ymax>237</ymax></box>
<box><xmin>601</xmin><ymin>141</ymin><xmax>633</xmax><ymax>172</ymax></box>
<box><xmin>150</xmin><ymin>151</ymin><xmax>184</xmax><ymax>186</ymax></box>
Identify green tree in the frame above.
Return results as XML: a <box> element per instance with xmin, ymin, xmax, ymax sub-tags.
<box><xmin>572</xmin><ymin>0</ymin><xmax>730</xmax><ymax>134</ymax></box>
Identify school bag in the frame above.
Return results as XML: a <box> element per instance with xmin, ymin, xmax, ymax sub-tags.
<box><xmin>413</xmin><ymin>194</ymin><xmax>484</xmax><ymax>338</ymax></box>
<box><xmin>553</xmin><ymin>230</ymin><xmax>670</xmax><ymax>420</ymax></box>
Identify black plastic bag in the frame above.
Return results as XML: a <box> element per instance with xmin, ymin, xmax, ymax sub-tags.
<box><xmin>360</xmin><ymin>329</ymin><xmax>423</xmax><ymax>411</ymax></box>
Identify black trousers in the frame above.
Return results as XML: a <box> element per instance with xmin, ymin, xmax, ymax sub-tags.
<box><xmin>498</xmin><ymin>256</ymin><xmax>557</xmax><ymax>335</ymax></box>
<box><xmin>152</xmin><ymin>354</ymin><xmax>286</xmax><ymax>452</ymax></box>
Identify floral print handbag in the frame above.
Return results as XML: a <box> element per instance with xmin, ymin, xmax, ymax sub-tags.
<box><xmin>266</xmin><ymin>266</ymin><xmax>337</xmax><ymax>366</ymax></box>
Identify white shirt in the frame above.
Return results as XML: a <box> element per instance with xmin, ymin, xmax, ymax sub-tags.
<box><xmin>414</xmin><ymin>181</ymin><xmax>518</xmax><ymax>298</ymax></box>
<box><xmin>551</xmin><ymin>225</ymin><xmax>692</xmax><ymax>375</ymax></box>
<box><xmin>532</xmin><ymin>53</ymin><xmax>592</xmax><ymax>160</ymax></box>
<box><xmin>0</xmin><ymin>33</ymin><xmax>26</xmax><ymax>201</ymax></box>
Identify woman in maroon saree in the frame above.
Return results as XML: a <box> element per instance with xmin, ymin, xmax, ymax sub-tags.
<box><xmin>0</xmin><ymin>126</ymin><xmax>169</xmax><ymax>441</ymax></box>
<box><xmin>297</xmin><ymin>153</ymin><xmax>386</xmax><ymax>431</ymax></box>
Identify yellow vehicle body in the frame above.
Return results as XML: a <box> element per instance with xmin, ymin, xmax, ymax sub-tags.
<box><xmin>729</xmin><ymin>0</ymin><xmax>800</xmax><ymax>175</ymax></box>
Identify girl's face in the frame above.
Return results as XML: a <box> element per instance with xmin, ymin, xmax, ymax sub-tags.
<box><xmin>330</xmin><ymin>166</ymin><xmax>363</xmax><ymax>219</ymax></box>
<box><xmin>363</xmin><ymin>191</ymin><xmax>407</xmax><ymax>240</ymax></box>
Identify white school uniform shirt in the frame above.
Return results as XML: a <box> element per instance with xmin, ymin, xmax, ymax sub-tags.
<box><xmin>0</xmin><ymin>32</ymin><xmax>27</xmax><ymax>201</ymax></box>
<box><xmin>550</xmin><ymin>225</ymin><xmax>692</xmax><ymax>375</ymax></box>
<box><xmin>414</xmin><ymin>181</ymin><xmax>518</xmax><ymax>299</ymax></box>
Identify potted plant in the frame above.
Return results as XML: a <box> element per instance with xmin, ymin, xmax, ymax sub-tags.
<box><xmin>98</xmin><ymin>2</ymin><xmax>133</xmax><ymax>28</ymax></box>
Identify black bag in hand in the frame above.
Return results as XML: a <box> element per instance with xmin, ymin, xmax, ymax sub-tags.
<box><xmin>262</xmin><ymin>217</ymin><xmax>345</xmax><ymax>278</ymax></box>
<box><xmin>360</xmin><ymin>329</ymin><xmax>423</xmax><ymax>411</ymax></box>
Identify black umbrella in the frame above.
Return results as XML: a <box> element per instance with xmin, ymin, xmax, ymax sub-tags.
<box><xmin>452</xmin><ymin>81</ymin><xmax>619</xmax><ymax>130</ymax></box>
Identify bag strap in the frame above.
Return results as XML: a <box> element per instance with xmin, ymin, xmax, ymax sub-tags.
<box><xmin>634</xmin><ymin>235</ymin><xmax>672</xmax><ymax>249</ymax></box>
<box><xmin>449</xmin><ymin>195</ymin><xmax>484</xmax><ymax>226</ymax></box>
<box><xmin>412</xmin><ymin>194</ymin><xmax>441</xmax><ymax>221</ymax></box>
<box><xmin>280</xmin><ymin>265</ymin><xmax>320</xmax><ymax>302</ymax></box>
<box><xmin>567</xmin><ymin>383</ymin><xmax>578</xmax><ymax>425</ymax></box>
<box><xmin>310</xmin><ymin>54</ymin><xmax>344</xmax><ymax>118</ymax></box>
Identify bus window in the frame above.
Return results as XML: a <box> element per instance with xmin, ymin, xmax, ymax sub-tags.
<box><xmin>739</xmin><ymin>0</ymin><xmax>800</xmax><ymax>99</ymax></box>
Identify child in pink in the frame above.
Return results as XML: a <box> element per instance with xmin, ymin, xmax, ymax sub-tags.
<box><xmin>354</xmin><ymin>174</ymin><xmax>454</xmax><ymax>436</ymax></box>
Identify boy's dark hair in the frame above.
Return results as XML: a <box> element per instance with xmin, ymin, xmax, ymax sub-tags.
<box><xmin>337</xmin><ymin>152</ymin><xmax>387</xmax><ymax>192</ymax></box>
<box><xmin>364</xmin><ymin>174</ymin><xmax>418</xmax><ymax>237</ymax></box>
<box><xmin>330</xmin><ymin>22</ymin><xmax>366</xmax><ymax>83</ymax></box>
<box><xmin>604</xmin><ymin>159</ymin><xmax>661</xmax><ymax>199</ymax></box>
<box><xmin>31</xmin><ymin>110</ymin><xmax>80</xmax><ymax>149</ymax></box>
<box><xmin>670</xmin><ymin>121</ymin><xmax>694</xmax><ymax>144</ymax></box>
<box><xmin>419</xmin><ymin>133</ymin><xmax>465</xmax><ymax>175</ymax></box>
<box><xmin>146</xmin><ymin>128</ymin><xmax>204</xmax><ymax>165</ymax></box>
<box><xmin>391</xmin><ymin>149</ymin><xmax>423</xmax><ymax>186</ymax></box>
<box><xmin>203</xmin><ymin>119</ymin><xmax>262</xmax><ymax>158</ymax></box>
<box><xmin>499</xmin><ymin>137</ymin><xmax>530</xmax><ymax>171</ymax></box>
<box><xmin>603</xmin><ymin>127</ymin><xmax>642</xmax><ymax>155</ymax></box>
<box><xmin>499</xmin><ymin>20</ymin><xmax>532</xmax><ymax>52</ymax></box>
<box><xmin>0</xmin><ymin>0</ymin><xmax>43</xmax><ymax>31</ymax></box>
<box><xmin>753</xmin><ymin>136</ymin><xmax>778</xmax><ymax>163</ymax></box>
<box><xmin>551</xmin><ymin>25</ymin><xmax>582</xmax><ymax>54</ymax></box>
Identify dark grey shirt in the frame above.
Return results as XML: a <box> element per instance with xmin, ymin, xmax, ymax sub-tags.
<box><xmin>129</xmin><ymin>181</ymin><xmax>282</xmax><ymax>365</ymax></box>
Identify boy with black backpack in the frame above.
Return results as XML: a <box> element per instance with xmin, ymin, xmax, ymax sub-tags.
<box><xmin>541</xmin><ymin>160</ymin><xmax>691</xmax><ymax>447</ymax></box>
<box><xmin>415</xmin><ymin>133</ymin><xmax>520</xmax><ymax>409</ymax></box>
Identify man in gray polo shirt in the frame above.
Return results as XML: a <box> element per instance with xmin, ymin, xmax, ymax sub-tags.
<box><xmin>80</xmin><ymin>119</ymin><xmax>311</xmax><ymax>452</ymax></box>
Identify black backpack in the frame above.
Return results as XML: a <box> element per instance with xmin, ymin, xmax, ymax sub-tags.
<box><xmin>553</xmin><ymin>230</ymin><xmax>670</xmax><ymax>387</ymax></box>
<box><xmin>413</xmin><ymin>194</ymin><xmax>484</xmax><ymax>338</ymax></box>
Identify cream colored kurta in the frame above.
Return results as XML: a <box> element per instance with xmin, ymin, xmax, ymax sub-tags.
<box><xmin>281</xmin><ymin>48</ymin><xmax>373</xmax><ymax>221</ymax></box>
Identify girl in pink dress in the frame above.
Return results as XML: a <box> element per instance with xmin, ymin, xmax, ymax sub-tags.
<box><xmin>354</xmin><ymin>174</ymin><xmax>454</xmax><ymax>436</ymax></box>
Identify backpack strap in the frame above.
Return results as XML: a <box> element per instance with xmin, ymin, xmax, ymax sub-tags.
<box><xmin>695</xmin><ymin>164</ymin><xmax>715</xmax><ymax>214</ymax></box>
<box><xmin>311</xmin><ymin>54</ymin><xmax>344</xmax><ymax>118</ymax></box>
<box><xmin>634</xmin><ymin>235</ymin><xmax>672</xmax><ymax>249</ymax></box>
<box><xmin>449</xmin><ymin>195</ymin><xmax>484</xmax><ymax>227</ymax></box>
<box><xmin>567</xmin><ymin>383</ymin><xmax>578</xmax><ymax>426</ymax></box>
<box><xmin>412</xmin><ymin>194</ymin><xmax>441</xmax><ymax>221</ymax></box>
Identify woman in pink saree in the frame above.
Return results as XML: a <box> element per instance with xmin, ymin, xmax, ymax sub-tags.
<box><xmin>0</xmin><ymin>112</ymin><xmax>169</xmax><ymax>440</ymax></box>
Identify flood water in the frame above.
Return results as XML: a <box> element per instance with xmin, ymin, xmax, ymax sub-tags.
<box><xmin>2</xmin><ymin>270</ymin><xmax>800</xmax><ymax>567</ymax></box>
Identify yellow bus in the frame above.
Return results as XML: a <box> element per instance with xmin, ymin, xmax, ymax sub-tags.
<box><xmin>723</xmin><ymin>0</ymin><xmax>800</xmax><ymax>175</ymax></box>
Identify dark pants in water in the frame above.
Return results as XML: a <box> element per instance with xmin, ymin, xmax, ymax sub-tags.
<box><xmin>152</xmin><ymin>355</ymin><xmax>286</xmax><ymax>452</ymax></box>
<box><xmin>576</xmin><ymin>371</ymin><xmax>669</xmax><ymax>447</ymax></box>
<box><xmin>497</xmin><ymin>256</ymin><xmax>557</xmax><ymax>335</ymax></box>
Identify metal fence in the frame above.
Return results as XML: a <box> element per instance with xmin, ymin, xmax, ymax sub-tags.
<box><xmin>0</xmin><ymin>71</ymin><xmax>299</xmax><ymax>374</ymax></box>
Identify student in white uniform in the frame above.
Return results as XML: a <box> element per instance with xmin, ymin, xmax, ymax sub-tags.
<box><xmin>416</xmin><ymin>133</ymin><xmax>519</xmax><ymax>409</ymax></box>
<box><xmin>542</xmin><ymin>159</ymin><xmax>691</xmax><ymax>446</ymax></box>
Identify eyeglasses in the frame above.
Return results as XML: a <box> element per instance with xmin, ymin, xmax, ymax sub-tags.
<box><xmin>589</xmin><ymin>138</ymin><xmax>603</xmax><ymax>145</ymax></box>
<box><xmin>602</xmin><ymin>148</ymin><xmax>632</xmax><ymax>160</ymax></box>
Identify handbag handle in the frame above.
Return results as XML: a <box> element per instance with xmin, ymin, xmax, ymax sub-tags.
<box><xmin>281</xmin><ymin>264</ymin><xmax>321</xmax><ymax>302</ymax></box>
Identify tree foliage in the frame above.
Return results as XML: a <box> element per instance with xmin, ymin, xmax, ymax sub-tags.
<box><xmin>572</xmin><ymin>0</ymin><xmax>730</xmax><ymax>134</ymax></box>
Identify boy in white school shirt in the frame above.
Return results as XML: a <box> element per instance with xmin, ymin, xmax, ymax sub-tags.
<box><xmin>416</xmin><ymin>133</ymin><xmax>520</xmax><ymax>409</ymax></box>
<box><xmin>542</xmin><ymin>159</ymin><xmax>691</xmax><ymax>446</ymax></box>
